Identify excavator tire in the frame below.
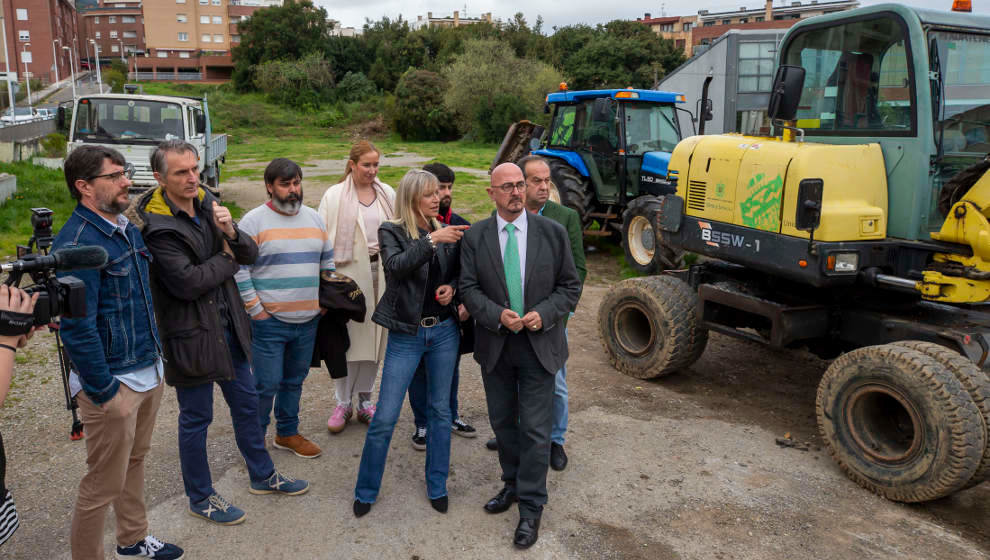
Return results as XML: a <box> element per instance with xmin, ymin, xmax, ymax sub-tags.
<box><xmin>816</xmin><ymin>344</ymin><xmax>984</xmax><ymax>502</ymax></box>
<box><xmin>622</xmin><ymin>195</ymin><xmax>685</xmax><ymax>274</ymax></box>
<box><xmin>598</xmin><ymin>275</ymin><xmax>707</xmax><ymax>379</ymax></box>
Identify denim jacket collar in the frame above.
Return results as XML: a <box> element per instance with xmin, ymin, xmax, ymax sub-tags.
<box><xmin>72</xmin><ymin>203</ymin><xmax>123</xmax><ymax>239</ymax></box>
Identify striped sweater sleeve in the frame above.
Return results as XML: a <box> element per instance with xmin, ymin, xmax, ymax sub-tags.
<box><xmin>234</xmin><ymin>212</ymin><xmax>264</xmax><ymax>317</ymax></box>
<box><xmin>319</xmin><ymin>216</ymin><xmax>335</xmax><ymax>272</ymax></box>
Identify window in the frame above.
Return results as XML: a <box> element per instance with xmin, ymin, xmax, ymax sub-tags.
<box><xmin>17</xmin><ymin>30</ymin><xmax>29</xmax><ymax>42</ymax></box>
<box><xmin>738</xmin><ymin>41</ymin><xmax>776</xmax><ymax>93</ymax></box>
<box><xmin>122</xmin><ymin>16</ymin><xmax>136</xmax><ymax>23</ymax></box>
<box><xmin>737</xmin><ymin>110</ymin><xmax>771</xmax><ymax>135</ymax></box>
<box><xmin>201</xmin><ymin>34</ymin><xmax>211</xmax><ymax>42</ymax></box>
<box><xmin>157</xmin><ymin>50</ymin><xmax>168</xmax><ymax>58</ymax></box>
<box><xmin>740</xmin><ymin>18</ymin><xmax>749</xmax><ymax>24</ymax></box>
<box><xmin>123</xmin><ymin>31</ymin><xmax>137</xmax><ymax>39</ymax></box>
<box><xmin>212</xmin><ymin>16</ymin><xmax>222</xmax><ymax>24</ymax></box>
<box><xmin>703</xmin><ymin>21</ymin><xmax>714</xmax><ymax>27</ymax></box>
<box><xmin>200</xmin><ymin>0</ymin><xmax>208</xmax><ymax>4</ymax></box>
<box><xmin>177</xmin><ymin>14</ymin><xmax>187</xmax><ymax>23</ymax></box>
<box><xmin>200</xmin><ymin>15</ymin><xmax>209</xmax><ymax>24</ymax></box>
<box><xmin>95</xmin><ymin>31</ymin><xmax>101</xmax><ymax>38</ymax></box>
<box><xmin>176</xmin><ymin>0</ymin><xmax>186</xmax><ymax>3</ymax></box>
<box><xmin>231</xmin><ymin>34</ymin><xmax>240</xmax><ymax>43</ymax></box>
<box><xmin>15</xmin><ymin>9</ymin><xmax>27</xmax><ymax>21</ymax></box>
<box><xmin>178</xmin><ymin>32</ymin><xmax>189</xmax><ymax>41</ymax></box>
<box><xmin>110</xmin><ymin>30</ymin><xmax>118</xmax><ymax>38</ymax></box>
<box><xmin>111</xmin><ymin>44</ymin><xmax>119</xmax><ymax>53</ymax></box>
<box><xmin>179</xmin><ymin>52</ymin><xmax>190</xmax><ymax>58</ymax></box>
<box><xmin>722</xmin><ymin>19</ymin><xmax>732</xmax><ymax>25</ymax></box>
<box><xmin>683</xmin><ymin>23</ymin><xmax>692</xmax><ymax>31</ymax></box>
<box><xmin>784</xmin><ymin>15</ymin><xmax>914</xmax><ymax>134</ymax></box>
<box><xmin>755</xmin><ymin>16</ymin><xmax>765</xmax><ymax>22</ymax></box>
<box><xmin>625</xmin><ymin>102</ymin><xmax>680</xmax><ymax>155</ymax></box>
<box><xmin>214</xmin><ymin>34</ymin><xmax>223</xmax><ymax>43</ymax></box>
<box><xmin>94</xmin><ymin>16</ymin><xmax>100</xmax><ymax>24</ymax></box>
<box><xmin>109</xmin><ymin>16</ymin><xmax>116</xmax><ymax>23</ymax></box>
<box><xmin>212</xmin><ymin>0</ymin><xmax>222</xmax><ymax>5</ymax></box>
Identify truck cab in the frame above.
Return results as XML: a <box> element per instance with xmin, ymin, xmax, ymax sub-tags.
<box><xmin>64</xmin><ymin>93</ymin><xmax>227</xmax><ymax>195</ymax></box>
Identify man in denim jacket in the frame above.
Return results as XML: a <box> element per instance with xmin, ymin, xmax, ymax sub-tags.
<box><xmin>54</xmin><ymin>146</ymin><xmax>183</xmax><ymax>560</ymax></box>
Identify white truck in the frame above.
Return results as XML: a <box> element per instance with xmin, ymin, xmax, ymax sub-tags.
<box><xmin>60</xmin><ymin>93</ymin><xmax>227</xmax><ymax>195</ymax></box>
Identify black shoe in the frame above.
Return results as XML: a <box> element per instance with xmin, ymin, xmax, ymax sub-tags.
<box><xmin>451</xmin><ymin>418</ymin><xmax>477</xmax><ymax>438</ymax></box>
<box><xmin>550</xmin><ymin>442</ymin><xmax>568</xmax><ymax>471</ymax></box>
<box><xmin>430</xmin><ymin>495</ymin><xmax>448</xmax><ymax>513</ymax></box>
<box><xmin>513</xmin><ymin>517</ymin><xmax>540</xmax><ymax>549</ymax></box>
<box><xmin>485</xmin><ymin>437</ymin><xmax>498</xmax><ymax>451</ymax></box>
<box><xmin>353</xmin><ymin>500</ymin><xmax>371</xmax><ymax>518</ymax></box>
<box><xmin>412</xmin><ymin>426</ymin><xmax>427</xmax><ymax>451</ymax></box>
<box><xmin>483</xmin><ymin>486</ymin><xmax>518</xmax><ymax>514</ymax></box>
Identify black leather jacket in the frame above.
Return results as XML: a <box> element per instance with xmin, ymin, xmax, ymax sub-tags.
<box><xmin>372</xmin><ymin>221</ymin><xmax>460</xmax><ymax>335</ymax></box>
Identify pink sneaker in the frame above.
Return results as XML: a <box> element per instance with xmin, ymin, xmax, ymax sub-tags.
<box><xmin>327</xmin><ymin>404</ymin><xmax>353</xmax><ymax>434</ymax></box>
<box><xmin>357</xmin><ymin>402</ymin><xmax>376</xmax><ymax>424</ymax></box>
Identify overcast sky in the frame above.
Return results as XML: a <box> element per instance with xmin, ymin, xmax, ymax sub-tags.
<box><xmin>314</xmin><ymin>0</ymin><xmax>990</xmax><ymax>32</ymax></box>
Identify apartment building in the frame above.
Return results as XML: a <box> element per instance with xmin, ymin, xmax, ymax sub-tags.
<box><xmin>76</xmin><ymin>0</ymin><xmax>144</xmax><ymax>68</ymax></box>
<box><xmin>411</xmin><ymin>11</ymin><xmax>496</xmax><ymax>30</ymax></box>
<box><xmin>635</xmin><ymin>14</ymin><xmax>697</xmax><ymax>56</ymax></box>
<box><xmin>0</xmin><ymin>0</ymin><xmax>78</xmax><ymax>85</ymax></box>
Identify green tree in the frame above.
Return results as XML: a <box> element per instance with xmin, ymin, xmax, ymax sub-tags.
<box><xmin>391</xmin><ymin>69</ymin><xmax>458</xmax><ymax>141</ymax></box>
<box><xmin>252</xmin><ymin>52</ymin><xmax>335</xmax><ymax>108</ymax></box>
<box><xmin>442</xmin><ymin>39</ymin><xmax>562</xmax><ymax>139</ymax></box>
<box><xmin>231</xmin><ymin>0</ymin><xmax>331</xmax><ymax>91</ymax></box>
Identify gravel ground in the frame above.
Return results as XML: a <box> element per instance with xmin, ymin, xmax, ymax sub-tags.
<box><xmin>2</xmin><ymin>180</ymin><xmax>989</xmax><ymax>559</ymax></box>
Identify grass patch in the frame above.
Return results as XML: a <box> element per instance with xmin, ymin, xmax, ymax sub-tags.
<box><xmin>0</xmin><ymin>162</ymin><xmax>76</xmax><ymax>260</ymax></box>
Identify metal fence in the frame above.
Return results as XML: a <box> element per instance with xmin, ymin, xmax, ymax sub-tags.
<box><xmin>128</xmin><ymin>72</ymin><xmax>204</xmax><ymax>81</ymax></box>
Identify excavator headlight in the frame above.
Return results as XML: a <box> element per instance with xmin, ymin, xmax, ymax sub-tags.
<box><xmin>829</xmin><ymin>252</ymin><xmax>859</xmax><ymax>273</ymax></box>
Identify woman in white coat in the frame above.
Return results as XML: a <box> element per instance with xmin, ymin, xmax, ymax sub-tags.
<box><xmin>318</xmin><ymin>140</ymin><xmax>395</xmax><ymax>432</ymax></box>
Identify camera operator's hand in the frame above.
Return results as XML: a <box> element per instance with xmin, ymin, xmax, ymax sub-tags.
<box><xmin>0</xmin><ymin>284</ymin><xmax>39</xmax><ymax>348</ymax></box>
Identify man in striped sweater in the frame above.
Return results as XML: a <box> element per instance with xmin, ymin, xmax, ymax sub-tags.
<box><xmin>235</xmin><ymin>158</ymin><xmax>334</xmax><ymax>459</ymax></box>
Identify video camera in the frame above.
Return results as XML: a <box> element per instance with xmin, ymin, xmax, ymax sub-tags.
<box><xmin>1</xmin><ymin>208</ymin><xmax>108</xmax><ymax>441</ymax></box>
<box><xmin>1</xmin><ymin>208</ymin><xmax>107</xmax><ymax>325</ymax></box>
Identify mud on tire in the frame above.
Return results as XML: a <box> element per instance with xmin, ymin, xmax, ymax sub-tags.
<box><xmin>598</xmin><ymin>275</ymin><xmax>708</xmax><ymax>379</ymax></box>
<box><xmin>892</xmin><ymin>340</ymin><xmax>990</xmax><ymax>489</ymax></box>
<box><xmin>622</xmin><ymin>195</ymin><xmax>685</xmax><ymax>275</ymax></box>
<box><xmin>548</xmin><ymin>159</ymin><xmax>594</xmax><ymax>230</ymax></box>
<box><xmin>816</xmin><ymin>344</ymin><xmax>984</xmax><ymax>502</ymax></box>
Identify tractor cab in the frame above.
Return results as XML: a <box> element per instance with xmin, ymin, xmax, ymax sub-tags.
<box><xmin>492</xmin><ymin>88</ymin><xmax>688</xmax><ymax>239</ymax></box>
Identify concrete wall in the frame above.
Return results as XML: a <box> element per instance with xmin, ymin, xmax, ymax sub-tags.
<box><xmin>0</xmin><ymin>136</ymin><xmax>45</xmax><ymax>162</ymax></box>
<box><xmin>659</xmin><ymin>37</ymin><xmax>730</xmax><ymax>135</ymax></box>
<box><xmin>0</xmin><ymin>119</ymin><xmax>55</xmax><ymax>142</ymax></box>
<box><xmin>0</xmin><ymin>173</ymin><xmax>15</xmax><ymax>205</ymax></box>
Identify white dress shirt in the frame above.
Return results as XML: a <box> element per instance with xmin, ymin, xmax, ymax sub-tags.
<box><xmin>495</xmin><ymin>209</ymin><xmax>528</xmax><ymax>308</ymax></box>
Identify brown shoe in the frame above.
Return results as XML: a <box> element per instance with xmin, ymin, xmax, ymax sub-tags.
<box><xmin>273</xmin><ymin>434</ymin><xmax>322</xmax><ymax>459</ymax></box>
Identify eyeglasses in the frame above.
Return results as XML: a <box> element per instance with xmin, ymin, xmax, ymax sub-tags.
<box><xmin>85</xmin><ymin>163</ymin><xmax>135</xmax><ymax>184</ymax></box>
<box><xmin>527</xmin><ymin>176</ymin><xmax>552</xmax><ymax>186</ymax></box>
<box><xmin>494</xmin><ymin>181</ymin><xmax>526</xmax><ymax>193</ymax></box>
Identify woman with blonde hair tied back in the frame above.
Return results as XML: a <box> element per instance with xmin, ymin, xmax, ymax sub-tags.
<box><xmin>352</xmin><ymin>168</ymin><xmax>468</xmax><ymax>517</ymax></box>
<box><xmin>318</xmin><ymin>140</ymin><xmax>395</xmax><ymax>432</ymax></box>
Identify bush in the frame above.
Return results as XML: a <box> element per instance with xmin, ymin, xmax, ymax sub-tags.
<box><xmin>442</xmin><ymin>39</ymin><xmax>562</xmax><ymax>140</ymax></box>
<box><xmin>104</xmin><ymin>69</ymin><xmax>126</xmax><ymax>93</ymax></box>
<box><xmin>40</xmin><ymin>133</ymin><xmax>67</xmax><ymax>158</ymax></box>
<box><xmin>252</xmin><ymin>52</ymin><xmax>335</xmax><ymax>108</ymax></box>
<box><xmin>391</xmin><ymin>69</ymin><xmax>459</xmax><ymax>141</ymax></box>
<box><xmin>335</xmin><ymin>72</ymin><xmax>377</xmax><ymax>102</ymax></box>
<box><xmin>473</xmin><ymin>93</ymin><xmax>530</xmax><ymax>143</ymax></box>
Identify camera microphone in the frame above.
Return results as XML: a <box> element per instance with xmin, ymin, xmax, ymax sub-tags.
<box><xmin>1</xmin><ymin>246</ymin><xmax>109</xmax><ymax>274</ymax></box>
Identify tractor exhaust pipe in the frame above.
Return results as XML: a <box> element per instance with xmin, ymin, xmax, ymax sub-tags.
<box><xmin>697</xmin><ymin>75</ymin><xmax>714</xmax><ymax>136</ymax></box>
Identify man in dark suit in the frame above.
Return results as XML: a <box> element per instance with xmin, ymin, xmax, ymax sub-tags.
<box><xmin>460</xmin><ymin>162</ymin><xmax>582</xmax><ymax>548</ymax></box>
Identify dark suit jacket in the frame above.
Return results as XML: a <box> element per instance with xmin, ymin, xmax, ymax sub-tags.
<box><xmin>540</xmin><ymin>201</ymin><xmax>587</xmax><ymax>285</ymax></box>
<box><xmin>459</xmin><ymin>212</ymin><xmax>582</xmax><ymax>375</ymax></box>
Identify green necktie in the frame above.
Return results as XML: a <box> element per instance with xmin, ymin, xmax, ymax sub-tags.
<box><xmin>503</xmin><ymin>223</ymin><xmax>524</xmax><ymax>316</ymax></box>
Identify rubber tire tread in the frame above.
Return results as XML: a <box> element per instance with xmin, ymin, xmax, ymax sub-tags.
<box><xmin>548</xmin><ymin>160</ymin><xmax>594</xmax><ymax>230</ymax></box>
<box><xmin>816</xmin><ymin>344</ymin><xmax>983</xmax><ymax>502</ymax></box>
<box><xmin>622</xmin><ymin>196</ymin><xmax>685</xmax><ymax>275</ymax></box>
<box><xmin>892</xmin><ymin>340</ymin><xmax>990</xmax><ymax>489</ymax></box>
<box><xmin>598</xmin><ymin>275</ymin><xmax>708</xmax><ymax>379</ymax></box>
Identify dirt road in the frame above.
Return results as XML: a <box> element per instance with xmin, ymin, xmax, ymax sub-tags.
<box><xmin>2</xmin><ymin>189</ymin><xmax>989</xmax><ymax>558</ymax></box>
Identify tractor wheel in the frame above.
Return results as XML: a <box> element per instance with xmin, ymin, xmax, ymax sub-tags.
<box><xmin>548</xmin><ymin>159</ymin><xmax>594</xmax><ymax>230</ymax></box>
<box><xmin>892</xmin><ymin>340</ymin><xmax>990</xmax><ymax>489</ymax></box>
<box><xmin>598</xmin><ymin>275</ymin><xmax>708</xmax><ymax>379</ymax></box>
<box><xmin>816</xmin><ymin>344</ymin><xmax>984</xmax><ymax>502</ymax></box>
<box><xmin>622</xmin><ymin>196</ymin><xmax>685</xmax><ymax>275</ymax></box>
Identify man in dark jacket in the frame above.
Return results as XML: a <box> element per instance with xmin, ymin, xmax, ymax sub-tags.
<box><xmin>136</xmin><ymin>140</ymin><xmax>308</xmax><ymax>527</ymax></box>
<box><xmin>406</xmin><ymin>163</ymin><xmax>476</xmax><ymax>451</ymax></box>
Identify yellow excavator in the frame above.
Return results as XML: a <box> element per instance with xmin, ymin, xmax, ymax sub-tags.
<box><xmin>600</xmin><ymin>2</ymin><xmax>990</xmax><ymax>503</ymax></box>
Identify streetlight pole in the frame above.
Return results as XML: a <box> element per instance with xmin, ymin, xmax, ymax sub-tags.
<box><xmin>0</xmin><ymin>16</ymin><xmax>15</xmax><ymax>116</ymax></box>
<box><xmin>62</xmin><ymin>45</ymin><xmax>76</xmax><ymax>100</ymax></box>
<box><xmin>89</xmin><ymin>39</ymin><xmax>102</xmax><ymax>94</ymax></box>
<box><xmin>118</xmin><ymin>39</ymin><xmax>124</xmax><ymax>64</ymax></box>
<box><xmin>51</xmin><ymin>38</ymin><xmax>60</xmax><ymax>85</ymax></box>
<box><xmin>21</xmin><ymin>42</ymin><xmax>31</xmax><ymax>113</ymax></box>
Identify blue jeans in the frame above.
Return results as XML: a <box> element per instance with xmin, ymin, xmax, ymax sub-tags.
<box><xmin>250</xmin><ymin>315</ymin><xmax>320</xmax><ymax>437</ymax></box>
<box><xmin>175</xmin><ymin>329</ymin><xmax>275</xmax><ymax>504</ymax></box>
<box><xmin>355</xmin><ymin>318</ymin><xmax>459</xmax><ymax>503</ymax></box>
<box><xmin>551</xmin><ymin>329</ymin><xmax>569</xmax><ymax>445</ymax></box>
<box><xmin>408</xmin><ymin>356</ymin><xmax>461</xmax><ymax>428</ymax></box>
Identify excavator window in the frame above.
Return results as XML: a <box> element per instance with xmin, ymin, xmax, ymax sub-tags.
<box><xmin>782</xmin><ymin>15</ymin><xmax>914</xmax><ymax>135</ymax></box>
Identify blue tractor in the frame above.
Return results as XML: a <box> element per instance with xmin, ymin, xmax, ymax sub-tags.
<box><xmin>493</xmin><ymin>88</ymin><xmax>693</xmax><ymax>273</ymax></box>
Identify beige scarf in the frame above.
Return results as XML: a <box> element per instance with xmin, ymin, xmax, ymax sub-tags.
<box><xmin>334</xmin><ymin>175</ymin><xmax>394</xmax><ymax>265</ymax></box>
